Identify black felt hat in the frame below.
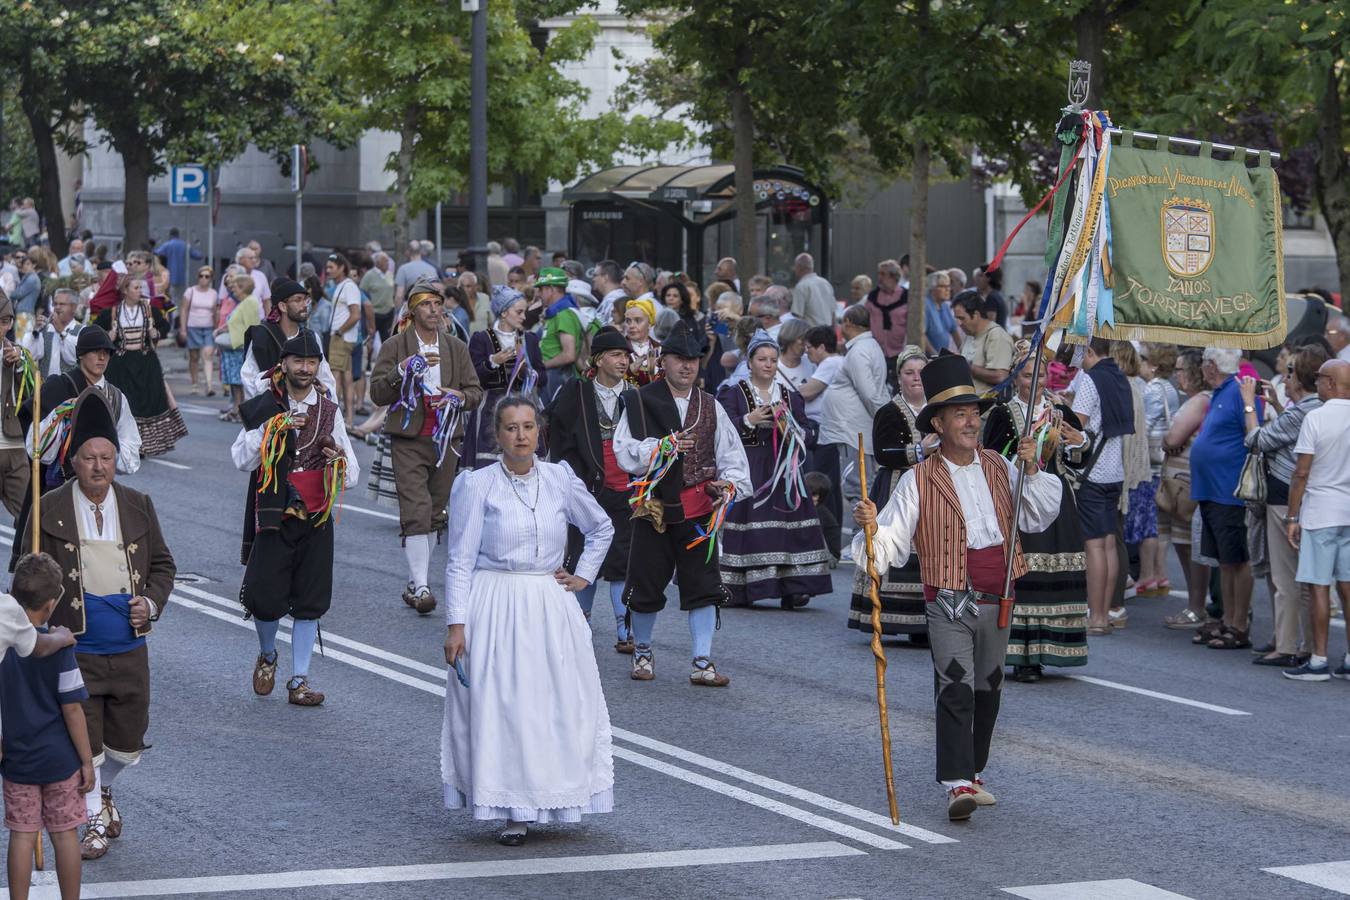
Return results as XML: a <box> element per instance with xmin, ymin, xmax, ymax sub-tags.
<box><xmin>68</xmin><ymin>389</ymin><xmax>120</xmax><ymax>457</ymax></box>
<box><xmin>590</xmin><ymin>325</ymin><xmax>630</xmax><ymax>357</ymax></box>
<box><xmin>75</xmin><ymin>326</ymin><xmax>115</xmax><ymax>356</ymax></box>
<box><xmin>270</xmin><ymin>277</ymin><xmax>307</xmax><ymax>302</ymax></box>
<box><xmin>280</xmin><ymin>329</ymin><xmax>324</xmax><ymax>360</ymax></box>
<box><xmin>659</xmin><ymin>320</ymin><xmax>703</xmax><ymax>360</ymax></box>
<box><xmin>915</xmin><ymin>352</ymin><xmax>995</xmax><ymax>435</ymax></box>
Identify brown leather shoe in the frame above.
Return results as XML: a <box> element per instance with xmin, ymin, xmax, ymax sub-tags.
<box><xmin>402</xmin><ymin>582</ymin><xmax>418</xmax><ymax>609</ymax></box>
<box><xmin>615</xmin><ymin>638</ymin><xmax>635</xmax><ymax>655</ymax></box>
<box><xmin>947</xmin><ymin>786</ymin><xmax>978</xmax><ymax>821</ymax></box>
<box><xmin>80</xmin><ymin>817</ymin><xmax>108</xmax><ymax>860</ymax></box>
<box><xmin>631</xmin><ymin>653</ymin><xmax>655</xmax><ymax>681</ymax></box>
<box><xmin>253</xmin><ymin>652</ymin><xmax>278</xmax><ymax>696</ymax></box>
<box><xmin>689</xmin><ymin>657</ymin><xmax>730</xmax><ymax>687</ymax></box>
<box><xmin>102</xmin><ymin>787</ymin><xmax>122</xmax><ymax>838</ymax></box>
<box><xmin>413</xmin><ymin>587</ymin><xmax>437</xmax><ymax>615</ymax></box>
<box><xmin>287</xmin><ymin>677</ymin><xmax>325</xmax><ymax>707</ymax></box>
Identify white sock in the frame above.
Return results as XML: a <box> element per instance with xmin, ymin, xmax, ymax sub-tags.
<box><xmin>1311</xmin><ymin>654</ymin><xmax>1328</xmax><ymax>668</ymax></box>
<box><xmin>940</xmin><ymin>779</ymin><xmax>972</xmax><ymax>791</ymax></box>
<box><xmin>405</xmin><ymin>534</ymin><xmax>431</xmax><ymax>589</ymax></box>
<box><xmin>1342</xmin><ymin>653</ymin><xmax>1350</xmax><ymax>668</ymax></box>
<box><xmin>85</xmin><ymin>766</ymin><xmax>102</xmax><ymax>818</ymax></box>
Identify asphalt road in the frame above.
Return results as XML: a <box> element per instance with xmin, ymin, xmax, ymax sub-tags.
<box><xmin>6</xmin><ymin>364</ymin><xmax>1350</xmax><ymax>900</ymax></box>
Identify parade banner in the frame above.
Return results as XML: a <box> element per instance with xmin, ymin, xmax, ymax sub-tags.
<box><xmin>1095</xmin><ymin>132</ymin><xmax>1286</xmax><ymax>349</ymax></box>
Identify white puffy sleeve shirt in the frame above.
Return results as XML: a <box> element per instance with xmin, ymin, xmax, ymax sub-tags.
<box><xmin>611</xmin><ymin>394</ymin><xmax>753</xmax><ymax>498</ymax></box>
<box><xmin>444</xmin><ymin>461</ymin><xmax>614</xmax><ymax>626</ymax></box>
<box><xmin>852</xmin><ymin>455</ymin><xmax>1062</xmax><ymax>574</ymax></box>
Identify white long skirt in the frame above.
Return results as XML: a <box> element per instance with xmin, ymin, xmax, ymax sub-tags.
<box><xmin>441</xmin><ymin>569</ymin><xmax>615</xmax><ymax>823</ymax></box>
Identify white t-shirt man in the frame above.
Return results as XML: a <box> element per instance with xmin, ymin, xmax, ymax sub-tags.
<box><xmin>329</xmin><ymin>279</ymin><xmax>362</xmax><ymax>344</ymax></box>
<box><xmin>1293</xmin><ymin>397</ymin><xmax>1350</xmax><ymax>530</ymax></box>
<box><xmin>804</xmin><ymin>354</ymin><xmax>844</xmax><ymax>423</ymax></box>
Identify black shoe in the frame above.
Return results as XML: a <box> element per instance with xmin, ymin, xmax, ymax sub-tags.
<box><xmin>780</xmin><ymin>594</ymin><xmax>811</xmax><ymax>610</ymax></box>
<box><xmin>1253</xmin><ymin>653</ymin><xmax>1299</xmax><ymax>667</ymax></box>
<box><xmin>1014</xmin><ymin>665</ymin><xmax>1042</xmax><ymax>683</ymax></box>
<box><xmin>497</xmin><ymin>830</ymin><xmax>527</xmax><ymax>847</ymax></box>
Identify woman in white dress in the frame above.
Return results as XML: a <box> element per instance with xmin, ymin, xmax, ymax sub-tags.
<box><xmin>442</xmin><ymin>396</ymin><xmax>616</xmax><ymax>846</ymax></box>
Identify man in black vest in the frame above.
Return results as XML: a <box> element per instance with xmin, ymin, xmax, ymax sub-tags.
<box><xmin>240</xmin><ymin>277</ymin><xmax>336</xmax><ymax>401</ymax></box>
<box><xmin>612</xmin><ymin>322</ymin><xmax>751</xmax><ymax>687</ymax></box>
<box><xmin>547</xmin><ymin>326</ymin><xmax>638</xmax><ymax>652</ymax></box>
<box><xmin>231</xmin><ymin>331</ymin><xmax>359</xmax><ymax>707</ymax></box>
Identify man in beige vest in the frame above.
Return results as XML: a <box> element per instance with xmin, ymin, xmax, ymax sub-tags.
<box><xmin>852</xmin><ymin>354</ymin><xmax>1062</xmax><ymax>822</ymax></box>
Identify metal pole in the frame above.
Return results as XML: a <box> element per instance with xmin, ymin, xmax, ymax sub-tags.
<box><xmin>207</xmin><ymin>206</ymin><xmax>214</xmax><ymax>276</ymax></box>
<box><xmin>467</xmin><ymin>0</ymin><xmax>488</xmax><ymax>269</ymax></box>
<box><xmin>435</xmin><ymin>201</ymin><xmax>443</xmax><ymax>273</ymax></box>
<box><xmin>295</xmin><ymin>191</ymin><xmax>302</xmax><ymax>278</ymax></box>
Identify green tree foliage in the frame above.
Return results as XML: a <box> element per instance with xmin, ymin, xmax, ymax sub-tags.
<box><xmin>0</xmin><ymin>88</ymin><xmax>40</xmax><ymax>204</ymax></box>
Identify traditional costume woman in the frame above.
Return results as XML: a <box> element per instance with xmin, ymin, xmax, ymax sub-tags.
<box><xmin>623</xmin><ymin>296</ymin><xmax>662</xmax><ymax>386</ymax></box>
<box><xmin>981</xmin><ymin>344</ymin><xmax>1089</xmax><ymax>682</ymax></box>
<box><xmin>715</xmin><ymin>330</ymin><xmax>832</xmax><ymax>608</ymax></box>
<box><xmin>463</xmin><ymin>285</ymin><xmax>546</xmax><ymax>470</ymax></box>
<box><xmin>94</xmin><ymin>274</ymin><xmax>188</xmax><ymax>456</ymax></box>
<box><xmin>441</xmin><ymin>398</ymin><xmax>614</xmax><ymax>846</ymax></box>
<box><xmin>848</xmin><ymin>347</ymin><xmax>929</xmax><ymax>640</ymax></box>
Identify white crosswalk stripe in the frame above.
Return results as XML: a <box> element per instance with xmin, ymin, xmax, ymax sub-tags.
<box><xmin>1003</xmin><ymin>879</ymin><xmax>1195</xmax><ymax>899</ymax></box>
<box><xmin>1264</xmin><ymin>860</ymin><xmax>1350</xmax><ymax>895</ymax></box>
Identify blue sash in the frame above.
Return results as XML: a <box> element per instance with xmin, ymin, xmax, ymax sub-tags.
<box><xmin>77</xmin><ymin>592</ymin><xmax>146</xmax><ymax>656</ymax></box>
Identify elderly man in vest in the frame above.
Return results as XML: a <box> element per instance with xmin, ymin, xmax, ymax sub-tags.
<box><xmin>851</xmin><ymin>354</ymin><xmax>1062</xmax><ymax>822</ymax></box>
<box><xmin>37</xmin><ymin>391</ymin><xmax>176</xmax><ymax>859</ymax></box>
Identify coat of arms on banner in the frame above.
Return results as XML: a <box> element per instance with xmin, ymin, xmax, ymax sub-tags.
<box><xmin>1161</xmin><ymin>196</ymin><xmax>1214</xmax><ymax>278</ymax></box>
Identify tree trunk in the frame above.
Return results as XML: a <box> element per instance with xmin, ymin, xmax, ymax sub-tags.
<box><xmin>908</xmin><ymin>139</ymin><xmax>929</xmax><ymax>350</ymax></box>
<box><xmin>119</xmin><ymin>139</ymin><xmax>152</xmax><ymax>253</ymax></box>
<box><xmin>17</xmin><ymin>55</ymin><xmax>67</xmax><ymax>257</ymax></box>
<box><xmin>1073</xmin><ymin>2</ymin><xmax>1106</xmax><ymax>108</ymax></box>
<box><xmin>1313</xmin><ymin>63</ymin><xmax>1350</xmax><ymax>297</ymax></box>
<box><xmin>728</xmin><ymin>75</ymin><xmax>758</xmax><ymax>280</ymax></box>
<box><xmin>391</xmin><ymin>105</ymin><xmax>418</xmax><ymax>253</ymax></box>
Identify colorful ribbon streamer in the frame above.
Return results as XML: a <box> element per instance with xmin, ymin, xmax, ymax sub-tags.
<box><xmin>393</xmin><ymin>354</ymin><xmax>430</xmax><ymax>430</ymax></box>
<box><xmin>313</xmin><ymin>456</ymin><xmax>347</xmax><ymax>526</ymax></box>
<box><xmin>628</xmin><ymin>433</ymin><xmax>680</xmax><ymax>506</ymax></box>
<box><xmin>504</xmin><ymin>349</ymin><xmax>538</xmax><ymax>397</ymax></box>
<box><xmin>686</xmin><ymin>486</ymin><xmax>736</xmax><ymax>562</ymax></box>
<box><xmin>256</xmin><ymin>411</ymin><xmax>295</xmax><ymax>494</ymax></box>
<box><xmin>431</xmin><ymin>393</ymin><xmax>465</xmax><ymax>465</ymax></box>
<box><xmin>754</xmin><ymin>400</ymin><xmax>808</xmax><ymax>511</ymax></box>
<box><xmin>12</xmin><ymin>347</ymin><xmax>37</xmax><ymax>410</ymax></box>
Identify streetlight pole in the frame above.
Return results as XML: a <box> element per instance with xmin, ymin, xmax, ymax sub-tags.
<box><xmin>466</xmin><ymin>0</ymin><xmax>488</xmax><ymax>271</ymax></box>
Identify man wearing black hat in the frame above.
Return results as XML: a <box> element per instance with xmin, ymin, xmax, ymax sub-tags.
<box><xmin>547</xmin><ymin>325</ymin><xmax>639</xmax><ymax>652</ymax></box>
<box><xmin>36</xmin><ymin>390</ymin><xmax>176</xmax><ymax>859</ymax></box>
<box><xmin>612</xmin><ymin>321</ymin><xmax>751</xmax><ymax>687</ymax></box>
<box><xmin>851</xmin><ymin>353</ymin><xmax>1062</xmax><ymax>821</ymax></box>
<box><xmin>232</xmin><ymin>331</ymin><xmax>359</xmax><ymax>708</ymax></box>
<box><xmin>240</xmin><ymin>276</ymin><xmax>336</xmax><ymax>400</ymax></box>
<box><xmin>10</xmin><ymin>326</ymin><xmax>141</xmax><ymax>573</ymax></box>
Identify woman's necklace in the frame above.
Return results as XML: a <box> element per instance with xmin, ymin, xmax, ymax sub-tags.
<box><xmin>501</xmin><ymin>462</ymin><xmax>541</xmax><ymax>557</ymax></box>
<box><xmin>750</xmin><ymin>380</ymin><xmax>775</xmax><ymax>406</ymax></box>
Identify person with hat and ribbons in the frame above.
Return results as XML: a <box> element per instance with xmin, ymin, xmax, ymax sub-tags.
<box><xmin>538</xmin><ymin>267</ymin><xmax>595</xmax><ymax>401</ymax></box>
<box><xmin>851</xmin><ymin>353</ymin><xmax>1063</xmax><ymax>821</ymax></box>
<box><xmin>232</xmin><ymin>331</ymin><xmax>359</xmax><ymax>708</ymax></box>
<box><xmin>464</xmin><ymin>284</ymin><xmax>546</xmax><ymax>470</ymax></box>
<box><xmin>240</xmin><ymin>276</ymin><xmax>337</xmax><ymax>401</ymax></box>
<box><xmin>622</xmin><ymin>294</ymin><xmax>662</xmax><ymax>386</ymax></box>
<box><xmin>35</xmin><ymin>390</ymin><xmax>176</xmax><ymax>859</ymax></box>
<box><xmin>547</xmin><ymin>325</ymin><xmax>639</xmax><ymax>651</ymax></box>
<box><xmin>11</xmin><ymin>326</ymin><xmax>141</xmax><ymax>573</ymax></box>
<box><xmin>715</xmin><ymin>328</ymin><xmax>832</xmax><ymax>609</ymax></box>
<box><xmin>370</xmin><ymin>276</ymin><xmax>482</xmax><ymax>615</ymax></box>
<box><xmin>612</xmin><ymin>321</ymin><xmax>752</xmax><ymax>687</ymax></box>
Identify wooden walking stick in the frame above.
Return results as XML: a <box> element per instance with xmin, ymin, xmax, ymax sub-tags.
<box><xmin>858</xmin><ymin>433</ymin><xmax>900</xmax><ymax>825</ymax></box>
<box><xmin>29</xmin><ymin>360</ymin><xmax>44</xmax><ymax>873</ymax></box>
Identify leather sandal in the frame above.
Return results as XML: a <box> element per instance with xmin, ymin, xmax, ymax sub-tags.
<box><xmin>81</xmin><ymin>817</ymin><xmax>109</xmax><ymax>860</ymax></box>
<box><xmin>1192</xmin><ymin>619</ymin><xmax>1224</xmax><ymax>644</ymax></box>
<box><xmin>102</xmin><ymin>788</ymin><xmax>122</xmax><ymax>839</ymax></box>
<box><xmin>1164</xmin><ymin>608</ymin><xmax>1207</xmax><ymax>629</ymax></box>
<box><xmin>614</xmin><ymin>638</ymin><xmax>635</xmax><ymax>655</ymax></box>
<box><xmin>287</xmin><ymin>677</ymin><xmax>326</xmax><ymax>706</ymax></box>
<box><xmin>1208</xmin><ymin>626</ymin><xmax>1252</xmax><ymax>650</ymax></box>
<box><xmin>252</xmin><ymin>652</ymin><xmax>278</xmax><ymax>696</ymax></box>
<box><xmin>689</xmin><ymin>657</ymin><xmax>730</xmax><ymax>687</ymax></box>
<box><xmin>412</xmin><ymin>587</ymin><xmax>437</xmax><ymax>615</ymax></box>
<box><xmin>631</xmin><ymin>653</ymin><xmax>655</xmax><ymax>681</ymax></box>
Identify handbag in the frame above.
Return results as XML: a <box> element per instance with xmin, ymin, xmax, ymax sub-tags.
<box><xmin>1233</xmin><ymin>448</ymin><xmax>1267</xmax><ymax>504</ymax></box>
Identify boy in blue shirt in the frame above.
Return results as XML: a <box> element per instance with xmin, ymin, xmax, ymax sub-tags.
<box><xmin>1</xmin><ymin>553</ymin><xmax>93</xmax><ymax>900</ymax></box>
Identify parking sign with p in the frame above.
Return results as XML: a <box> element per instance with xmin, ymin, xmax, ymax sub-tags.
<box><xmin>170</xmin><ymin>164</ymin><xmax>209</xmax><ymax>206</ymax></box>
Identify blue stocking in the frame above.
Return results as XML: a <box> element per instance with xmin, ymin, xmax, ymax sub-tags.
<box><xmin>291</xmin><ymin>618</ymin><xmax>319</xmax><ymax>679</ymax></box>
<box><xmin>610</xmin><ymin>583</ymin><xmax>629</xmax><ymax>640</ymax></box>
<box><xmin>689</xmin><ymin>606</ymin><xmax>716</xmax><ymax>661</ymax></box>
<box><xmin>574</xmin><ymin>582</ymin><xmax>597</xmax><ymax>618</ymax></box>
<box><xmin>630</xmin><ymin>611</ymin><xmax>657</xmax><ymax>655</ymax></box>
<box><xmin>255</xmin><ymin>619</ymin><xmax>279</xmax><ymax>659</ymax></box>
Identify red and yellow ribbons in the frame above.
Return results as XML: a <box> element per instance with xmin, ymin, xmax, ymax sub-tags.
<box><xmin>686</xmin><ymin>484</ymin><xmax>736</xmax><ymax>562</ymax></box>
<box><xmin>257</xmin><ymin>411</ymin><xmax>294</xmax><ymax>493</ymax></box>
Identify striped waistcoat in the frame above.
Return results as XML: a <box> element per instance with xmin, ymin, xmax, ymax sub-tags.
<box><xmin>912</xmin><ymin>449</ymin><xmax>1027</xmax><ymax>590</ymax></box>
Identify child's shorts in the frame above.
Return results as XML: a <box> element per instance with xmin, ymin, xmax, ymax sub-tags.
<box><xmin>3</xmin><ymin>772</ymin><xmax>85</xmax><ymax>833</ymax></box>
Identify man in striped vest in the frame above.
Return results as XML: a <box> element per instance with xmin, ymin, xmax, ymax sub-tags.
<box><xmin>851</xmin><ymin>353</ymin><xmax>1064</xmax><ymax>822</ymax></box>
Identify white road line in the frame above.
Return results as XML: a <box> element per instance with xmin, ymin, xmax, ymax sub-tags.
<box><xmin>173</xmin><ymin>584</ymin><xmax>958</xmax><ymax>846</ymax></box>
<box><xmin>1067</xmin><ymin>675</ymin><xmax>1250</xmax><ymax>716</ymax></box>
<box><xmin>340</xmin><ymin>503</ymin><xmax>402</xmax><ymax>522</ymax></box>
<box><xmin>1003</xmin><ymin>879</ymin><xmax>1197</xmax><ymax>899</ymax></box>
<box><xmin>1264</xmin><ymin>860</ymin><xmax>1350</xmax><ymax>895</ymax></box>
<box><xmin>613</xmin><ymin>749</ymin><xmax>906</xmax><ymax>851</ymax></box>
<box><xmin>52</xmin><ymin>842</ymin><xmax>863</xmax><ymax>898</ymax></box>
<box><xmin>611</xmin><ymin>728</ymin><xmax>956</xmax><ymax>845</ymax></box>
<box><xmin>176</xmin><ymin>402</ymin><xmax>223</xmax><ymax>416</ymax></box>
<box><xmin>168</xmin><ymin>592</ymin><xmax>908</xmax><ymax>850</ymax></box>
<box><xmin>146</xmin><ymin>458</ymin><xmax>191</xmax><ymax>470</ymax></box>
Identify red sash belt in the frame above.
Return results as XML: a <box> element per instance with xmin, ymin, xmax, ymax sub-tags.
<box><xmin>601</xmin><ymin>440</ymin><xmax>630</xmax><ymax>492</ymax></box>
<box><xmin>681</xmin><ymin>481</ymin><xmax>713</xmax><ymax>519</ymax></box>
<box><xmin>923</xmin><ymin>545</ymin><xmax>1008</xmax><ymax>603</ymax></box>
<box><xmin>288</xmin><ymin>469</ymin><xmax>327</xmax><ymax>513</ymax></box>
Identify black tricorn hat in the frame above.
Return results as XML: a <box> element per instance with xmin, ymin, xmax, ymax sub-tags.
<box><xmin>68</xmin><ymin>390</ymin><xmax>120</xmax><ymax>458</ymax></box>
<box><xmin>916</xmin><ymin>352</ymin><xmax>995</xmax><ymax>435</ymax></box>
<box><xmin>75</xmin><ymin>325</ymin><xmax>115</xmax><ymax>356</ymax></box>
<box><xmin>659</xmin><ymin>320</ymin><xmax>702</xmax><ymax>360</ymax></box>
<box><xmin>280</xmin><ymin>330</ymin><xmax>324</xmax><ymax>360</ymax></box>
<box><xmin>590</xmin><ymin>325</ymin><xmax>630</xmax><ymax>357</ymax></box>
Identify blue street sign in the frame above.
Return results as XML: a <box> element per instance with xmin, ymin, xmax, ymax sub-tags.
<box><xmin>170</xmin><ymin>164</ymin><xmax>210</xmax><ymax>206</ymax></box>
